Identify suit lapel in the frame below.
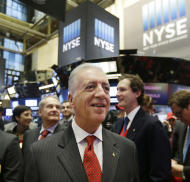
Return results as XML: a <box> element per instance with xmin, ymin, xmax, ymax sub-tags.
<box><xmin>127</xmin><ymin>108</ymin><xmax>144</xmax><ymax>139</ymax></box>
<box><xmin>57</xmin><ymin>125</ymin><xmax>88</xmax><ymax>182</ymax></box>
<box><xmin>102</xmin><ymin>129</ymin><xmax>120</xmax><ymax>182</ymax></box>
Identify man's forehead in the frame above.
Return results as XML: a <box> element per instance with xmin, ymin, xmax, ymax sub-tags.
<box><xmin>62</xmin><ymin>102</ymin><xmax>70</xmax><ymax>106</ymax></box>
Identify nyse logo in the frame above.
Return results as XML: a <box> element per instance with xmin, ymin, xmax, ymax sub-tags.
<box><xmin>142</xmin><ymin>0</ymin><xmax>188</xmax><ymax>47</ymax></box>
<box><xmin>63</xmin><ymin>19</ymin><xmax>81</xmax><ymax>53</ymax></box>
<box><xmin>94</xmin><ymin>18</ymin><xmax>114</xmax><ymax>53</ymax></box>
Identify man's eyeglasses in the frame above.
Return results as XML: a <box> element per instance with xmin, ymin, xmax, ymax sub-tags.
<box><xmin>174</xmin><ymin>109</ymin><xmax>184</xmax><ymax>118</ymax></box>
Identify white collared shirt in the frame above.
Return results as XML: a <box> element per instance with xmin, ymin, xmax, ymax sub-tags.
<box><xmin>38</xmin><ymin>123</ymin><xmax>58</xmax><ymax>140</ymax></box>
<box><xmin>72</xmin><ymin>119</ymin><xmax>103</xmax><ymax>170</ymax></box>
<box><xmin>126</xmin><ymin>105</ymin><xmax>140</xmax><ymax>129</ymax></box>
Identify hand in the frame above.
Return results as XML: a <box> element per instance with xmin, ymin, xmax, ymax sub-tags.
<box><xmin>171</xmin><ymin>160</ymin><xmax>184</xmax><ymax>177</ymax></box>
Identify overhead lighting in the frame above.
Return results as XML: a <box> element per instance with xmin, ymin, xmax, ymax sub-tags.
<box><xmin>106</xmin><ymin>73</ymin><xmax>121</xmax><ymax>79</ymax></box>
<box><xmin>7</xmin><ymin>86</ymin><xmax>16</xmax><ymax>95</ymax></box>
<box><xmin>39</xmin><ymin>84</ymin><xmax>54</xmax><ymax>90</ymax></box>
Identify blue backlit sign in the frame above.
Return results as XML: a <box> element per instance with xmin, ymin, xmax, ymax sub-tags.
<box><xmin>94</xmin><ymin>18</ymin><xmax>114</xmax><ymax>53</ymax></box>
<box><xmin>142</xmin><ymin>0</ymin><xmax>186</xmax><ymax>31</ymax></box>
<box><xmin>63</xmin><ymin>19</ymin><xmax>81</xmax><ymax>52</ymax></box>
<box><xmin>142</xmin><ymin>0</ymin><xmax>188</xmax><ymax>49</ymax></box>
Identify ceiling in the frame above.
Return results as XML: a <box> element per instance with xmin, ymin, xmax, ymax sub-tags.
<box><xmin>0</xmin><ymin>0</ymin><xmax>115</xmax><ymax>55</ymax></box>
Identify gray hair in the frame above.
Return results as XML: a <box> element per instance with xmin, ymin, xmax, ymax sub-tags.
<box><xmin>39</xmin><ymin>95</ymin><xmax>60</xmax><ymax>109</ymax></box>
<box><xmin>68</xmin><ymin>63</ymin><xmax>104</xmax><ymax>96</ymax></box>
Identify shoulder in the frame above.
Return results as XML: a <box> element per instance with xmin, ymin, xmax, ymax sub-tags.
<box><xmin>31</xmin><ymin>130</ymin><xmax>64</xmax><ymax>151</ymax></box>
<box><xmin>0</xmin><ymin>130</ymin><xmax>19</xmax><ymax>149</ymax></box>
<box><xmin>103</xmin><ymin>128</ymin><xmax>136</xmax><ymax>148</ymax></box>
<box><xmin>4</xmin><ymin>122</ymin><xmax>17</xmax><ymax>133</ymax></box>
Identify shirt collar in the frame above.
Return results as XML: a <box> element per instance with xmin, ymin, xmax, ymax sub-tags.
<box><xmin>40</xmin><ymin>123</ymin><xmax>58</xmax><ymax>134</ymax></box>
<box><xmin>128</xmin><ymin>105</ymin><xmax>140</xmax><ymax>122</ymax></box>
<box><xmin>72</xmin><ymin>118</ymin><xmax>102</xmax><ymax>144</ymax></box>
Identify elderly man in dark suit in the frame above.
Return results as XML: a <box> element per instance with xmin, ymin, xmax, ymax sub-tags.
<box><xmin>169</xmin><ymin>90</ymin><xmax>190</xmax><ymax>181</ymax></box>
<box><xmin>24</xmin><ymin>63</ymin><xmax>140</xmax><ymax>182</ymax></box>
<box><xmin>113</xmin><ymin>74</ymin><xmax>171</xmax><ymax>182</ymax></box>
<box><xmin>0</xmin><ymin>130</ymin><xmax>22</xmax><ymax>182</ymax></box>
<box><xmin>22</xmin><ymin>95</ymin><xmax>63</xmax><ymax>182</ymax></box>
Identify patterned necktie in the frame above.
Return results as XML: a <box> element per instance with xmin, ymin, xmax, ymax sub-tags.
<box><xmin>40</xmin><ymin>130</ymin><xmax>49</xmax><ymax>140</ymax></box>
<box><xmin>83</xmin><ymin>136</ymin><xmax>102</xmax><ymax>182</ymax></box>
<box><xmin>183</xmin><ymin>127</ymin><xmax>190</xmax><ymax>162</ymax></box>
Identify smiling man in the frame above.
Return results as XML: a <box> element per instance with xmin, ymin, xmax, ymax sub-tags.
<box><xmin>113</xmin><ymin>74</ymin><xmax>171</xmax><ymax>182</ymax></box>
<box><xmin>24</xmin><ymin>63</ymin><xmax>139</xmax><ymax>182</ymax></box>
<box><xmin>22</xmin><ymin>95</ymin><xmax>63</xmax><ymax>181</ymax></box>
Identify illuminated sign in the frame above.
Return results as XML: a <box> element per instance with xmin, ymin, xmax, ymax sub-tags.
<box><xmin>63</xmin><ymin>19</ymin><xmax>81</xmax><ymax>52</ymax></box>
<box><xmin>94</xmin><ymin>18</ymin><xmax>114</xmax><ymax>53</ymax></box>
<box><xmin>142</xmin><ymin>0</ymin><xmax>188</xmax><ymax>50</ymax></box>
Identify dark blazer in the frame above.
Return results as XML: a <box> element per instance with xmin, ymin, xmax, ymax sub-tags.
<box><xmin>24</xmin><ymin>125</ymin><xmax>140</xmax><ymax>182</ymax></box>
<box><xmin>22</xmin><ymin>123</ymin><xmax>63</xmax><ymax>160</ymax></box>
<box><xmin>0</xmin><ymin>130</ymin><xmax>22</xmax><ymax>182</ymax></box>
<box><xmin>172</xmin><ymin>122</ymin><xmax>190</xmax><ymax>181</ymax></box>
<box><xmin>113</xmin><ymin>108</ymin><xmax>171</xmax><ymax>182</ymax></box>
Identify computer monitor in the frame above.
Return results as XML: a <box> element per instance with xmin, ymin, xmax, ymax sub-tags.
<box><xmin>25</xmin><ymin>99</ymin><xmax>38</xmax><ymax>107</ymax></box>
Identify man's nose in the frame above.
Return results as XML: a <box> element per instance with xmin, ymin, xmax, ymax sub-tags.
<box><xmin>95</xmin><ymin>85</ymin><xmax>107</xmax><ymax>97</ymax></box>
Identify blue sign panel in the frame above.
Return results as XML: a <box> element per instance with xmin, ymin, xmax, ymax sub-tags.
<box><xmin>142</xmin><ymin>0</ymin><xmax>186</xmax><ymax>31</ymax></box>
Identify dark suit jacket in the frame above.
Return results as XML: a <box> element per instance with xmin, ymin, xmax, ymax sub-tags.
<box><xmin>113</xmin><ymin>108</ymin><xmax>171</xmax><ymax>182</ymax></box>
<box><xmin>172</xmin><ymin>122</ymin><xmax>190</xmax><ymax>181</ymax></box>
<box><xmin>0</xmin><ymin>130</ymin><xmax>22</xmax><ymax>182</ymax></box>
<box><xmin>22</xmin><ymin>123</ymin><xmax>63</xmax><ymax>182</ymax></box>
<box><xmin>24</xmin><ymin>125</ymin><xmax>140</xmax><ymax>182</ymax></box>
<box><xmin>22</xmin><ymin>123</ymin><xmax>63</xmax><ymax>160</ymax></box>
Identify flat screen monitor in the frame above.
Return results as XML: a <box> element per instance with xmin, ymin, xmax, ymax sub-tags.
<box><xmin>110</xmin><ymin>86</ymin><xmax>117</xmax><ymax>97</ymax></box>
<box><xmin>93</xmin><ymin>61</ymin><xmax>117</xmax><ymax>73</ymax></box>
<box><xmin>25</xmin><ymin>99</ymin><xmax>38</xmax><ymax>107</ymax></box>
<box><xmin>11</xmin><ymin>101</ymin><xmax>19</xmax><ymax>108</ymax></box>
<box><xmin>7</xmin><ymin>86</ymin><xmax>16</xmax><ymax>95</ymax></box>
<box><xmin>5</xmin><ymin>109</ymin><xmax>13</xmax><ymax>116</ymax></box>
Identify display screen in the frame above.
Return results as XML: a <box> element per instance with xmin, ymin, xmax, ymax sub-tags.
<box><xmin>25</xmin><ymin>99</ymin><xmax>38</xmax><ymax>107</ymax></box>
<box><xmin>93</xmin><ymin>61</ymin><xmax>117</xmax><ymax>73</ymax></box>
<box><xmin>7</xmin><ymin>86</ymin><xmax>16</xmax><ymax>95</ymax></box>
<box><xmin>5</xmin><ymin>109</ymin><xmax>13</xmax><ymax>116</ymax></box>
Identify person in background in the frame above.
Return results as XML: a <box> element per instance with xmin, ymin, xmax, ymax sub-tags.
<box><xmin>163</xmin><ymin>112</ymin><xmax>177</xmax><ymax>138</ymax></box>
<box><xmin>22</xmin><ymin>95</ymin><xmax>63</xmax><ymax>182</ymax></box>
<box><xmin>4</xmin><ymin>105</ymin><xmax>36</xmax><ymax>146</ymax></box>
<box><xmin>0</xmin><ymin>130</ymin><xmax>22</xmax><ymax>182</ymax></box>
<box><xmin>24</xmin><ymin>63</ymin><xmax>140</xmax><ymax>182</ymax></box>
<box><xmin>141</xmin><ymin>94</ymin><xmax>155</xmax><ymax>115</ymax></box>
<box><xmin>60</xmin><ymin>100</ymin><xmax>73</xmax><ymax>128</ymax></box>
<box><xmin>168</xmin><ymin>90</ymin><xmax>190</xmax><ymax>181</ymax></box>
<box><xmin>0</xmin><ymin>106</ymin><xmax>5</xmax><ymax>130</ymax></box>
<box><xmin>22</xmin><ymin>95</ymin><xmax>63</xmax><ymax>157</ymax></box>
<box><xmin>113</xmin><ymin>73</ymin><xmax>171</xmax><ymax>182</ymax></box>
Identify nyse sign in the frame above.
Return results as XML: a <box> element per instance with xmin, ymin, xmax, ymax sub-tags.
<box><xmin>94</xmin><ymin>18</ymin><xmax>115</xmax><ymax>53</ymax></box>
<box><xmin>143</xmin><ymin>18</ymin><xmax>187</xmax><ymax>47</ymax></box>
<box><xmin>94</xmin><ymin>37</ymin><xmax>114</xmax><ymax>52</ymax></box>
<box><xmin>63</xmin><ymin>37</ymin><xmax>80</xmax><ymax>52</ymax></box>
<box><xmin>142</xmin><ymin>0</ymin><xmax>188</xmax><ymax>50</ymax></box>
<box><xmin>62</xmin><ymin>19</ymin><xmax>81</xmax><ymax>53</ymax></box>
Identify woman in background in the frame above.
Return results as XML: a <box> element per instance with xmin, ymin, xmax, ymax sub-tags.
<box><xmin>4</xmin><ymin>105</ymin><xmax>37</xmax><ymax>147</ymax></box>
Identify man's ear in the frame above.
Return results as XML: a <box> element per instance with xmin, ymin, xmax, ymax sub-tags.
<box><xmin>68</xmin><ymin>93</ymin><xmax>74</xmax><ymax>107</ymax></box>
<box><xmin>136</xmin><ymin>90</ymin><xmax>141</xmax><ymax>98</ymax></box>
<box><xmin>38</xmin><ymin>108</ymin><xmax>42</xmax><ymax>117</ymax></box>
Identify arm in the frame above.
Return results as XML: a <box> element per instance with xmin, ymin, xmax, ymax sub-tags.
<box><xmin>24</xmin><ymin>144</ymin><xmax>39</xmax><ymax>182</ymax></box>
<box><xmin>3</xmin><ymin>136</ymin><xmax>22</xmax><ymax>182</ymax></box>
<box><xmin>149</xmin><ymin>121</ymin><xmax>172</xmax><ymax>182</ymax></box>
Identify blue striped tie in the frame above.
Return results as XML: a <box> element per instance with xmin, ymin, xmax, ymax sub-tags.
<box><xmin>183</xmin><ymin>127</ymin><xmax>190</xmax><ymax>162</ymax></box>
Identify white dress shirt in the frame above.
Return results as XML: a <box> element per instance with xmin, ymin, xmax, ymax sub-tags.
<box><xmin>72</xmin><ymin>119</ymin><xmax>103</xmax><ymax>170</ymax></box>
